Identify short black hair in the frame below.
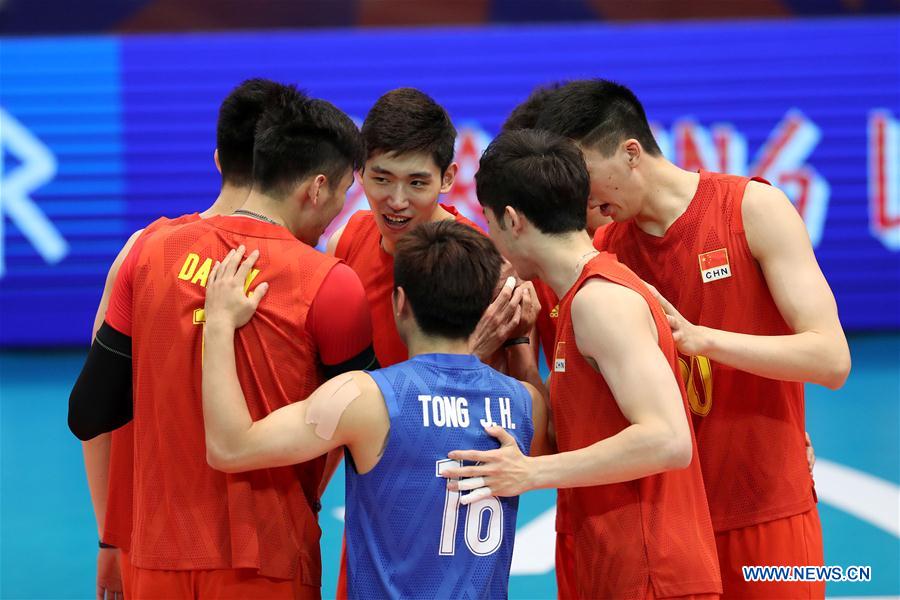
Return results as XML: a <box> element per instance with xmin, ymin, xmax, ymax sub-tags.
<box><xmin>476</xmin><ymin>129</ymin><xmax>589</xmax><ymax>234</ymax></box>
<box><xmin>361</xmin><ymin>88</ymin><xmax>457</xmax><ymax>174</ymax></box>
<box><xmin>252</xmin><ymin>87</ymin><xmax>365</xmax><ymax>199</ymax></box>
<box><xmin>534</xmin><ymin>79</ymin><xmax>661</xmax><ymax>157</ymax></box>
<box><xmin>216</xmin><ymin>78</ymin><xmax>285</xmax><ymax>187</ymax></box>
<box><xmin>394</xmin><ymin>221</ymin><xmax>502</xmax><ymax>340</ymax></box>
<box><xmin>501</xmin><ymin>82</ymin><xmax>565</xmax><ymax>132</ymax></box>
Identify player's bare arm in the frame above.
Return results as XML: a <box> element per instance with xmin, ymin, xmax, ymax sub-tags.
<box><xmin>501</xmin><ymin>281</ymin><xmax>550</xmax><ymax>402</ymax></box>
<box><xmin>202</xmin><ymin>247</ymin><xmax>389</xmax><ymax>475</ymax></box>
<box><xmin>83</xmin><ymin>228</ymin><xmax>141</xmax><ymax>600</ymax></box>
<box><xmin>654</xmin><ymin>182</ymin><xmax>851</xmax><ymax>389</ymax></box>
<box><xmin>523</xmin><ymin>381</ymin><xmax>551</xmax><ymax>458</ymax></box>
<box><xmin>82</xmin><ymin>227</ymin><xmax>143</xmax><ymax>528</ymax></box>
<box><xmin>442</xmin><ymin>279</ymin><xmax>692</xmax><ymax>503</ymax></box>
<box><xmin>86</xmin><ymin>229</ymin><xmax>141</xmax><ymax>512</ymax></box>
<box><xmin>317</xmin><ymin>232</ymin><xmax>375</xmax><ymax>493</ymax></box>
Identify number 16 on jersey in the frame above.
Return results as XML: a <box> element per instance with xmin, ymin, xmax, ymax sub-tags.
<box><xmin>436</xmin><ymin>459</ymin><xmax>504</xmax><ymax>557</ymax></box>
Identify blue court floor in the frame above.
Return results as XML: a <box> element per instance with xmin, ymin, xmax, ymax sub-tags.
<box><xmin>1</xmin><ymin>334</ymin><xmax>897</xmax><ymax>599</ymax></box>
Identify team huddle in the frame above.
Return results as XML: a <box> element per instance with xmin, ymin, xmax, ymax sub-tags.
<box><xmin>68</xmin><ymin>78</ymin><xmax>850</xmax><ymax>600</ymax></box>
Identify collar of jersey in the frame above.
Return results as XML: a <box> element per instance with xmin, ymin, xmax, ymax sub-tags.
<box><xmin>411</xmin><ymin>353</ymin><xmax>483</xmax><ymax>369</ymax></box>
<box><xmin>209</xmin><ymin>214</ymin><xmax>296</xmax><ymax>240</ymax></box>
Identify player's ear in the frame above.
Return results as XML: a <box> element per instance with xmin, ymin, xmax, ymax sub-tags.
<box><xmin>308</xmin><ymin>174</ymin><xmax>328</xmax><ymax>206</ymax></box>
<box><xmin>505</xmin><ymin>206</ymin><xmax>525</xmax><ymax>236</ymax></box>
<box><xmin>214</xmin><ymin>149</ymin><xmax>222</xmax><ymax>175</ymax></box>
<box><xmin>440</xmin><ymin>162</ymin><xmax>459</xmax><ymax>194</ymax></box>
<box><xmin>623</xmin><ymin>139</ymin><xmax>642</xmax><ymax>169</ymax></box>
<box><xmin>392</xmin><ymin>286</ymin><xmax>405</xmax><ymax>317</ymax></box>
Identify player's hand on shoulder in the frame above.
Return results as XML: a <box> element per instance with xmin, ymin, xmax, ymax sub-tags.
<box><xmin>441</xmin><ymin>426</ymin><xmax>533</xmax><ymax>503</ymax></box>
<box><xmin>97</xmin><ymin>547</ymin><xmax>123</xmax><ymax>600</ymax></box>
<box><xmin>204</xmin><ymin>245</ymin><xmax>269</xmax><ymax>330</ymax></box>
<box><xmin>644</xmin><ymin>282</ymin><xmax>709</xmax><ymax>356</ymax></box>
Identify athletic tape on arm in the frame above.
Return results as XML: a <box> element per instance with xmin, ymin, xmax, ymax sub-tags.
<box><xmin>305</xmin><ymin>375</ymin><xmax>362</xmax><ymax>440</ymax></box>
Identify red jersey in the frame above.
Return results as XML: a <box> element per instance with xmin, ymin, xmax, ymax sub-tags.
<box><xmin>531</xmin><ymin>278</ymin><xmax>559</xmax><ymax>371</ymax></box>
<box><xmin>550</xmin><ymin>253</ymin><xmax>720</xmax><ymax>599</ymax></box>
<box><xmin>594</xmin><ymin>170</ymin><xmax>814</xmax><ymax>532</ymax></box>
<box><xmin>103</xmin><ymin>213</ymin><xmax>201</xmax><ymax>551</ymax></box>
<box><xmin>105</xmin><ymin>215</ymin><xmax>370</xmax><ymax>583</ymax></box>
<box><xmin>335</xmin><ymin>204</ymin><xmax>481</xmax><ymax>367</ymax></box>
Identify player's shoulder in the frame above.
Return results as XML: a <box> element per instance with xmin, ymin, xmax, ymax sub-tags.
<box><xmin>741</xmin><ymin>177</ymin><xmax>792</xmax><ymax>214</ymax></box>
<box><xmin>344</xmin><ymin>370</ymin><xmax>387</xmax><ymax>415</ymax></box>
<box><xmin>144</xmin><ymin>214</ymin><xmax>211</xmax><ymax>248</ymax></box>
<box><xmin>740</xmin><ymin>178</ymin><xmax>807</xmax><ymax>258</ymax></box>
<box><xmin>345</xmin><ymin>209</ymin><xmax>376</xmax><ymax>230</ymax></box>
<box><xmin>476</xmin><ymin>360</ymin><xmax>531</xmax><ymax>396</ymax></box>
<box><xmin>442</xmin><ymin>203</ymin><xmax>484</xmax><ymax>234</ymax></box>
<box><xmin>739</xmin><ymin>177</ymin><xmax>798</xmax><ymax>236</ymax></box>
<box><xmin>573</xmin><ymin>276</ymin><xmax>635</xmax><ymax>306</ymax></box>
<box><xmin>331</xmin><ymin>210</ymin><xmax>379</xmax><ymax>257</ymax></box>
<box><xmin>143</xmin><ymin>212</ymin><xmax>201</xmax><ymax>236</ymax></box>
<box><xmin>572</xmin><ymin>278</ymin><xmax>650</xmax><ymax>334</ymax></box>
<box><xmin>342</xmin><ymin>370</ymin><xmax>380</xmax><ymax>394</ymax></box>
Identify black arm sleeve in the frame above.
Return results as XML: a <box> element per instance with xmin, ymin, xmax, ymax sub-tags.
<box><xmin>322</xmin><ymin>345</ymin><xmax>379</xmax><ymax>380</ymax></box>
<box><xmin>68</xmin><ymin>322</ymin><xmax>134</xmax><ymax>441</ymax></box>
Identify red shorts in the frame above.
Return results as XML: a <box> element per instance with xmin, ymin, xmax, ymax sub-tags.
<box><xmin>118</xmin><ymin>550</ymin><xmax>133</xmax><ymax>597</ymax></box>
<box><xmin>715</xmin><ymin>508</ymin><xmax>825</xmax><ymax>599</ymax></box>
<box><xmin>123</xmin><ymin>552</ymin><xmax>319</xmax><ymax>600</ymax></box>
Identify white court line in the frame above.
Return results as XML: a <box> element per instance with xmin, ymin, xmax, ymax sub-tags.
<box><xmin>510</xmin><ymin>505</ymin><xmax>557</xmax><ymax>574</ymax></box>
<box><xmin>815</xmin><ymin>459</ymin><xmax>900</xmax><ymax>538</ymax></box>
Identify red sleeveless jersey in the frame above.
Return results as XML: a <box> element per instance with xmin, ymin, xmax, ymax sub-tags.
<box><xmin>106</xmin><ymin>215</ymin><xmax>340</xmax><ymax>583</ymax></box>
<box><xmin>103</xmin><ymin>213</ymin><xmax>201</xmax><ymax>551</ymax></box>
<box><xmin>531</xmin><ymin>278</ymin><xmax>559</xmax><ymax>370</ymax></box>
<box><xmin>335</xmin><ymin>204</ymin><xmax>481</xmax><ymax>367</ymax></box>
<box><xmin>550</xmin><ymin>253</ymin><xmax>720</xmax><ymax>599</ymax></box>
<box><xmin>594</xmin><ymin>170</ymin><xmax>813</xmax><ymax>532</ymax></box>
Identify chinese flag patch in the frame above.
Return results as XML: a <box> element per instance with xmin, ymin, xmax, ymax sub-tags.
<box><xmin>698</xmin><ymin>248</ymin><xmax>732</xmax><ymax>283</ymax></box>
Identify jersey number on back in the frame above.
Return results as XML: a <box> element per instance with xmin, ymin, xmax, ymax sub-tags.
<box><xmin>436</xmin><ymin>459</ymin><xmax>503</xmax><ymax>557</ymax></box>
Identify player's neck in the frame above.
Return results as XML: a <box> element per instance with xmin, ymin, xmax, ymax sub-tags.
<box><xmin>406</xmin><ymin>331</ymin><xmax>471</xmax><ymax>358</ymax></box>
<box><xmin>633</xmin><ymin>160</ymin><xmax>701</xmax><ymax>237</ymax></box>
<box><xmin>234</xmin><ymin>191</ymin><xmax>290</xmax><ymax>230</ymax></box>
<box><xmin>201</xmin><ymin>183</ymin><xmax>251</xmax><ymax>218</ymax></box>
<box><xmin>533</xmin><ymin>231</ymin><xmax>598</xmax><ymax>299</ymax></box>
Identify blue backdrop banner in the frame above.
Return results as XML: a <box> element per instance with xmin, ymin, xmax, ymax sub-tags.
<box><xmin>1</xmin><ymin>17</ymin><xmax>898</xmax><ymax>345</ymax></box>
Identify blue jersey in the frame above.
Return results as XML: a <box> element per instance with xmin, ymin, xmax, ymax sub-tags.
<box><xmin>344</xmin><ymin>353</ymin><xmax>535</xmax><ymax>600</ymax></box>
